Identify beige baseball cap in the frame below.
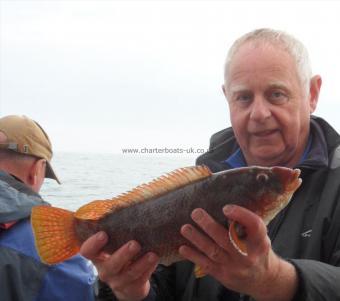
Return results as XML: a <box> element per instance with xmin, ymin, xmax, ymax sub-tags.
<box><xmin>0</xmin><ymin>115</ymin><xmax>60</xmax><ymax>184</ymax></box>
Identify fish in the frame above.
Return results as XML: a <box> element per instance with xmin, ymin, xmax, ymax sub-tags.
<box><xmin>31</xmin><ymin>165</ymin><xmax>301</xmax><ymax>270</ymax></box>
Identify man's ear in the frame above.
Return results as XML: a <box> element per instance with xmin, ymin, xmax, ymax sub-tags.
<box><xmin>28</xmin><ymin>158</ymin><xmax>46</xmax><ymax>187</ymax></box>
<box><xmin>222</xmin><ymin>84</ymin><xmax>227</xmax><ymax>98</ymax></box>
<box><xmin>27</xmin><ymin>159</ymin><xmax>38</xmax><ymax>186</ymax></box>
<box><xmin>309</xmin><ymin>75</ymin><xmax>322</xmax><ymax>113</ymax></box>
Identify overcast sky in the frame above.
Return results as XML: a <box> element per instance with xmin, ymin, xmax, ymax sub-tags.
<box><xmin>1</xmin><ymin>0</ymin><xmax>340</xmax><ymax>154</ymax></box>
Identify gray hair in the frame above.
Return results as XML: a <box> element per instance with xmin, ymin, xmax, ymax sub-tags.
<box><xmin>224</xmin><ymin>28</ymin><xmax>312</xmax><ymax>93</ymax></box>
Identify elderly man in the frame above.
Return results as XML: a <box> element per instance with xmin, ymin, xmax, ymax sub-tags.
<box><xmin>0</xmin><ymin>115</ymin><xmax>96</xmax><ymax>300</ymax></box>
<box><xmin>82</xmin><ymin>29</ymin><xmax>340</xmax><ymax>300</ymax></box>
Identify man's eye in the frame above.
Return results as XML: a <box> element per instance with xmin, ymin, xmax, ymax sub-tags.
<box><xmin>268</xmin><ymin>91</ymin><xmax>288</xmax><ymax>103</ymax></box>
<box><xmin>236</xmin><ymin>94</ymin><xmax>252</xmax><ymax>102</ymax></box>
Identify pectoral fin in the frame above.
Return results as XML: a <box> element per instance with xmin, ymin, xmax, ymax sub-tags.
<box><xmin>194</xmin><ymin>265</ymin><xmax>206</xmax><ymax>278</ymax></box>
<box><xmin>228</xmin><ymin>221</ymin><xmax>248</xmax><ymax>256</ymax></box>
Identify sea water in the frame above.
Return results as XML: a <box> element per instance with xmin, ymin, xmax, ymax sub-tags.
<box><xmin>40</xmin><ymin>152</ymin><xmax>196</xmax><ymax>211</ymax></box>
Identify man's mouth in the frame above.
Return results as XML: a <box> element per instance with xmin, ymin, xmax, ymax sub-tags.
<box><xmin>252</xmin><ymin>129</ymin><xmax>278</xmax><ymax>137</ymax></box>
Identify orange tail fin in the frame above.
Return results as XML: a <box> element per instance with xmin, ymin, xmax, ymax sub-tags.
<box><xmin>31</xmin><ymin>205</ymin><xmax>80</xmax><ymax>264</ymax></box>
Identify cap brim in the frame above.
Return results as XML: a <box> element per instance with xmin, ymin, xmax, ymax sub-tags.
<box><xmin>45</xmin><ymin>161</ymin><xmax>61</xmax><ymax>184</ymax></box>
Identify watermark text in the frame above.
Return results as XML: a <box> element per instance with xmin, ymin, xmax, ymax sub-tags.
<box><xmin>121</xmin><ymin>147</ymin><xmax>208</xmax><ymax>155</ymax></box>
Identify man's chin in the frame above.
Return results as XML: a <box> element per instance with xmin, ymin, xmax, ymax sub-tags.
<box><xmin>247</xmin><ymin>150</ymin><xmax>284</xmax><ymax>166</ymax></box>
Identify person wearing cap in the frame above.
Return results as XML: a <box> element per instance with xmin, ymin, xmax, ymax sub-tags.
<box><xmin>0</xmin><ymin>115</ymin><xmax>96</xmax><ymax>300</ymax></box>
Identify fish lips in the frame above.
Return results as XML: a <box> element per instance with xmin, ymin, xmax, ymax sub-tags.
<box><xmin>271</xmin><ymin>166</ymin><xmax>302</xmax><ymax>192</ymax></box>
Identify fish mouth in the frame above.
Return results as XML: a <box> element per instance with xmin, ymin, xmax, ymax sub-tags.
<box><xmin>289</xmin><ymin>168</ymin><xmax>302</xmax><ymax>191</ymax></box>
<box><xmin>271</xmin><ymin>166</ymin><xmax>302</xmax><ymax>192</ymax></box>
<box><xmin>260</xmin><ymin>167</ymin><xmax>301</xmax><ymax>226</ymax></box>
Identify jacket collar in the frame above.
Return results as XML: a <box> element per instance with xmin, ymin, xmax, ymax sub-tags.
<box><xmin>296</xmin><ymin>117</ymin><xmax>329</xmax><ymax>170</ymax></box>
<box><xmin>0</xmin><ymin>171</ymin><xmax>49</xmax><ymax>223</ymax></box>
<box><xmin>197</xmin><ymin>115</ymin><xmax>339</xmax><ymax>173</ymax></box>
<box><xmin>223</xmin><ymin>118</ymin><xmax>329</xmax><ymax>170</ymax></box>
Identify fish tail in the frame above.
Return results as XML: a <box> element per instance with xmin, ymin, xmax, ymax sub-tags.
<box><xmin>31</xmin><ymin>205</ymin><xmax>80</xmax><ymax>264</ymax></box>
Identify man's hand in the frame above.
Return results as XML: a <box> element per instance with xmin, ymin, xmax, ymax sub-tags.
<box><xmin>80</xmin><ymin>232</ymin><xmax>159</xmax><ymax>301</ymax></box>
<box><xmin>179</xmin><ymin>205</ymin><xmax>298</xmax><ymax>301</ymax></box>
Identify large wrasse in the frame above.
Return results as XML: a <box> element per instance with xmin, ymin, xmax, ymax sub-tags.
<box><xmin>31</xmin><ymin>165</ymin><xmax>301</xmax><ymax>269</ymax></box>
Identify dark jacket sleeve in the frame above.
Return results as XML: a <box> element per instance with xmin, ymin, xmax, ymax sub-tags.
<box><xmin>290</xmin><ymin>164</ymin><xmax>340</xmax><ymax>301</ymax></box>
<box><xmin>290</xmin><ymin>259</ymin><xmax>340</xmax><ymax>300</ymax></box>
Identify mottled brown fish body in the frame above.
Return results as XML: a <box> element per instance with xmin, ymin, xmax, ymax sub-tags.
<box><xmin>73</xmin><ymin>166</ymin><xmax>301</xmax><ymax>266</ymax></box>
<box><xmin>31</xmin><ymin>165</ymin><xmax>301</xmax><ymax>265</ymax></box>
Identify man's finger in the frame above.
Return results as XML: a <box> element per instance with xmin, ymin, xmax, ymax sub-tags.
<box><xmin>190</xmin><ymin>208</ymin><xmax>231</xmax><ymax>251</ymax></box>
<box><xmin>181</xmin><ymin>223</ymin><xmax>229</xmax><ymax>263</ymax></box>
<box><xmin>123</xmin><ymin>252</ymin><xmax>159</xmax><ymax>282</ymax></box>
<box><xmin>80</xmin><ymin>231</ymin><xmax>109</xmax><ymax>259</ymax></box>
<box><xmin>97</xmin><ymin>240</ymin><xmax>142</xmax><ymax>278</ymax></box>
<box><xmin>223</xmin><ymin>205</ymin><xmax>269</xmax><ymax>255</ymax></box>
<box><xmin>179</xmin><ymin>245</ymin><xmax>217</xmax><ymax>276</ymax></box>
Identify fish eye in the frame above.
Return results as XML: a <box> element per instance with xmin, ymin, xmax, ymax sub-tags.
<box><xmin>256</xmin><ymin>173</ymin><xmax>269</xmax><ymax>183</ymax></box>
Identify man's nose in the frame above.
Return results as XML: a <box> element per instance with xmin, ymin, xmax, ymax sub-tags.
<box><xmin>249</xmin><ymin>96</ymin><xmax>271</xmax><ymax>121</ymax></box>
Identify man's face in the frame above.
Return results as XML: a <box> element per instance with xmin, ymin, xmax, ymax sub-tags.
<box><xmin>224</xmin><ymin>42</ymin><xmax>319</xmax><ymax>167</ymax></box>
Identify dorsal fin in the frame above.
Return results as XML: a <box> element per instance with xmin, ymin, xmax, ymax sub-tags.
<box><xmin>75</xmin><ymin>165</ymin><xmax>211</xmax><ymax>220</ymax></box>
